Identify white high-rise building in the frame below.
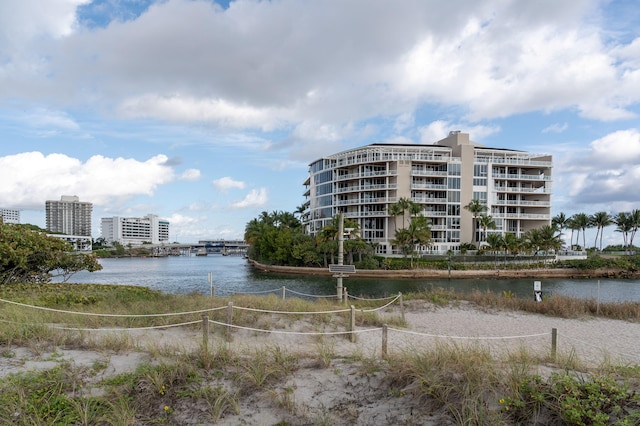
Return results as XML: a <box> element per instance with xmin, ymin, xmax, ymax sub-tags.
<box><xmin>302</xmin><ymin>131</ymin><xmax>552</xmax><ymax>255</ymax></box>
<box><xmin>45</xmin><ymin>195</ymin><xmax>92</xmax><ymax>236</ymax></box>
<box><xmin>0</xmin><ymin>208</ymin><xmax>20</xmax><ymax>224</ymax></box>
<box><xmin>101</xmin><ymin>214</ymin><xmax>170</xmax><ymax>246</ymax></box>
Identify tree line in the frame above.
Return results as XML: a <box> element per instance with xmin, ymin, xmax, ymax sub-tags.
<box><xmin>0</xmin><ymin>221</ymin><xmax>102</xmax><ymax>284</ymax></box>
<box><xmin>244</xmin><ymin>203</ymin><xmax>639</xmax><ymax>269</ymax></box>
<box><xmin>551</xmin><ymin>210</ymin><xmax>640</xmax><ymax>253</ymax></box>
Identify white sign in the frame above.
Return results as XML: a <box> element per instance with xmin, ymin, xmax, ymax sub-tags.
<box><xmin>533</xmin><ymin>281</ymin><xmax>541</xmax><ymax>291</ymax></box>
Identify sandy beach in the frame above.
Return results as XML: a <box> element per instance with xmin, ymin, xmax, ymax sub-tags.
<box><xmin>2</xmin><ymin>298</ymin><xmax>639</xmax><ymax>425</ymax></box>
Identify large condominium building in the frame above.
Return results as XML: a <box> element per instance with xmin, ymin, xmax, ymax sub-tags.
<box><xmin>45</xmin><ymin>195</ymin><xmax>93</xmax><ymax>236</ymax></box>
<box><xmin>302</xmin><ymin>131</ymin><xmax>552</xmax><ymax>255</ymax></box>
<box><xmin>101</xmin><ymin>214</ymin><xmax>170</xmax><ymax>246</ymax></box>
<box><xmin>0</xmin><ymin>208</ymin><xmax>20</xmax><ymax>224</ymax></box>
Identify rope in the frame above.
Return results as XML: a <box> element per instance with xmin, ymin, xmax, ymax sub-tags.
<box><xmin>348</xmin><ymin>294</ymin><xmax>397</xmax><ymax>301</ymax></box>
<box><xmin>232</xmin><ymin>305</ymin><xmax>351</xmax><ymax>315</ymax></box>
<box><xmin>0</xmin><ymin>297</ymin><xmax>226</xmax><ymax>317</ymax></box>
<box><xmin>50</xmin><ymin>319</ymin><xmax>202</xmax><ymax>332</ymax></box>
<box><xmin>208</xmin><ymin>319</ymin><xmax>382</xmax><ymax>336</ymax></box>
<box><xmin>0</xmin><ymin>316</ymin><xmax>202</xmax><ymax>332</ymax></box>
<box><xmin>360</xmin><ymin>295</ymin><xmax>401</xmax><ymax>312</ymax></box>
<box><xmin>387</xmin><ymin>327</ymin><xmax>550</xmax><ymax>341</ymax></box>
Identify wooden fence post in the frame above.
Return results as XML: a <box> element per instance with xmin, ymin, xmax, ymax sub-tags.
<box><xmin>399</xmin><ymin>292</ymin><xmax>405</xmax><ymax>322</ymax></box>
<box><xmin>202</xmin><ymin>315</ymin><xmax>209</xmax><ymax>348</ymax></box>
<box><xmin>282</xmin><ymin>286</ymin><xmax>286</xmax><ymax>300</ymax></box>
<box><xmin>226</xmin><ymin>302</ymin><xmax>234</xmax><ymax>342</ymax></box>
<box><xmin>349</xmin><ymin>305</ymin><xmax>356</xmax><ymax>343</ymax></box>
<box><xmin>382</xmin><ymin>324</ymin><xmax>388</xmax><ymax>359</ymax></box>
<box><xmin>551</xmin><ymin>328</ymin><xmax>557</xmax><ymax>362</ymax></box>
<box><xmin>344</xmin><ymin>288</ymin><xmax>348</xmax><ymax>306</ymax></box>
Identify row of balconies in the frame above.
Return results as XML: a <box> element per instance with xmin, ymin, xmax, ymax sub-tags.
<box><xmin>335</xmin><ymin>169</ymin><xmax>398</xmax><ymax>181</ymax></box>
<box><xmin>493</xmin><ymin>200</ymin><xmax>551</xmax><ymax>207</ymax></box>
<box><xmin>494</xmin><ymin>186</ymin><xmax>551</xmax><ymax>193</ymax></box>
<box><xmin>339</xmin><ymin>210</ymin><xmax>549</xmax><ymax>221</ymax></box>
<box><xmin>335</xmin><ymin>184</ymin><xmax>398</xmax><ymax>193</ymax></box>
<box><xmin>493</xmin><ymin>173</ymin><xmax>551</xmax><ymax>181</ymax></box>
<box><xmin>476</xmin><ymin>157</ymin><xmax>552</xmax><ymax>167</ymax></box>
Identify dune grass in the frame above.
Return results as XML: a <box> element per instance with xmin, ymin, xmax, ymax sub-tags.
<box><xmin>1</xmin><ymin>283</ymin><xmax>640</xmax><ymax>424</ymax></box>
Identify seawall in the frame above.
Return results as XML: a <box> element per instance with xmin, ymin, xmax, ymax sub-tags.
<box><xmin>247</xmin><ymin>260</ymin><xmax>640</xmax><ymax>279</ymax></box>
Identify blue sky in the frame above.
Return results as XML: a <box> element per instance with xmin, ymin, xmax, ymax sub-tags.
<box><xmin>0</xmin><ymin>0</ymin><xmax>639</xmax><ymax>246</ymax></box>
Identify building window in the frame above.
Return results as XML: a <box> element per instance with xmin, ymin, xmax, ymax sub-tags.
<box><xmin>448</xmin><ymin>177</ymin><xmax>460</xmax><ymax>189</ymax></box>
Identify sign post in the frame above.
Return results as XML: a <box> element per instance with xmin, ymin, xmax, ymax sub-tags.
<box><xmin>533</xmin><ymin>280</ymin><xmax>542</xmax><ymax>302</ymax></box>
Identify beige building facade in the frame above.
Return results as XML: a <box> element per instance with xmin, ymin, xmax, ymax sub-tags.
<box><xmin>302</xmin><ymin>131</ymin><xmax>552</xmax><ymax>255</ymax></box>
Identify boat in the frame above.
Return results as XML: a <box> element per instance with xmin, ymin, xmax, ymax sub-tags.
<box><xmin>195</xmin><ymin>248</ymin><xmax>208</xmax><ymax>256</ymax></box>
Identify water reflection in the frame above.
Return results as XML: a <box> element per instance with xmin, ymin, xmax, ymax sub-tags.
<box><xmin>59</xmin><ymin>255</ymin><xmax>640</xmax><ymax>303</ymax></box>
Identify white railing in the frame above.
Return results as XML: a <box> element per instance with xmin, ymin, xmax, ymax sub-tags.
<box><xmin>493</xmin><ymin>173</ymin><xmax>551</xmax><ymax>181</ymax></box>
<box><xmin>335</xmin><ymin>184</ymin><xmax>397</xmax><ymax>193</ymax></box>
<box><xmin>335</xmin><ymin>170</ymin><xmax>398</xmax><ymax>181</ymax></box>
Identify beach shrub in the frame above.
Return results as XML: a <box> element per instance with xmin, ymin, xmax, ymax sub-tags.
<box><xmin>502</xmin><ymin>372</ymin><xmax>640</xmax><ymax>425</ymax></box>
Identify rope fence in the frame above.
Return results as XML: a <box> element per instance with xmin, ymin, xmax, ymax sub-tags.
<box><xmin>1</xmin><ymin>290</ymin><xmax>638</xmax><ymax>365</ymax></box>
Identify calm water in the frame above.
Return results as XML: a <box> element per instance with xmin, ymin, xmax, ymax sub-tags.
<box><xmin>57</xmin><ymin>255</ymin><xmax>640</xmax><ymax>303</ymax></box>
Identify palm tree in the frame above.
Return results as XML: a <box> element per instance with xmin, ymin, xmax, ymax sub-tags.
<box><xmin>552</xmin><ymin>212</ymin><xmax>569</xmax><ymax>248</ymax></box>
<box><xmin>589</xmin><ymin>211</ymin><xmax>612</xmax><ymax>251</ymax></box>
<box><xmin>629</xmin><ymin>209</ymin><xmax>640</xmax><ymax>252</ymax></box>
<box><xmin>477</xmin><ymin>214</ymin><xmax>496</xmax><ymax>245</ymax></box>
<box><xmin>388</xmin><ymin>201</ymin><xmax>405</xmax><ymax>232</ymax></box>
<box><xmin>396</xmin><ymin>197</ymin><xmax>411</xmax><ymax>229</ymax></box>
<box><xmin>463</xmin><ymin>199</ymin><xmax>488</xmax><ymax>246</ymax></box>
<box><xmin>570</xmin><ymin>213</ymin><xmax>590</xmax><ymax>251</ymax></box>
<box><xmin>485</xmin><ymin>233</ymin><xmax>505</xmax><ymax>267</ymax></box>
<box><xmin>614</xmin><ymin>212</ymin><xmax>632</xmax><ymax>254</ymax></box>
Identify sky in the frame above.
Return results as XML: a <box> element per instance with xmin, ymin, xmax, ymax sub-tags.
<box><xmin>0</xmin><ymin>0</ymin><xmax>639</xmax><ymax>247</ymax></box>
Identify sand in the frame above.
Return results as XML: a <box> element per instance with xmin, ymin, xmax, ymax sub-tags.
<box><xmin>2</xmin><ymin>301</ymin><xmax>639</xmax><ymax>425</ymax></box>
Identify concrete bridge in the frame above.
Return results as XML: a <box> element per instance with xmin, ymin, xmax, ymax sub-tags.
<box><xmin>146</xmin><ymin>240</ymin><xmax>248</xmax><ymax>256</ymax></box>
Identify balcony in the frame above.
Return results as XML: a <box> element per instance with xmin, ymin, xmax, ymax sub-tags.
<box><xmin>335</xmin><ymin>169</ymin><xmax>397</xmax><ymax>181</ymax></box>
<box><xmin>411</xmin><ymin>169</ymin><xmax>448</xmax><ymax>177</ymax></box>
<box><xmin>344</xmin><ymin>211</ymin><xmax>387</xmax><ymax>218</ymax></box>
<box><xmin>412</xmin><ymin>197</ymin><xmax>447</xmax><ymax>204</ymax></box>
<box><xmin>335</xmin><ymin>184</ymin><xmax>398</xmax><ymax>194</ymax></box>
<box><xmin>493</xmin><ymin>200</ymin><xmax>551</xmax><ymax>207</ymax></box>
<box><xmin>335</xmin><ymin>197</ymin><xmax>397</xmax><ymax>206</ymax></box>
<box><xmin>411</xmin><ymin>183</ymin><xmax>448</xmax><ymax>190</ymax></box>
<box><xmin>491</xmin><ymin>213</ymin><xmax>550</xmax><ymax>220</ymax></box>
<box><xmin>494</xmin><ymin>186</ymin><xmax>551</xmax><ymax>194</ymax></box>
<box><xmin>476</xmin><ymin>157</ymin><xmax>552</xmax><ymax>167</ymax></box>
<box><xmin>493</xmin><ymin>173</ymin><xmax>551</xmax><ymax>181</ymax></box>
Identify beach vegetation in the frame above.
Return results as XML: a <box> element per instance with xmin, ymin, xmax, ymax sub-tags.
<box><xmin>0</xmin><ymin>222</ymin><xmax>101</xmax><ymax>284</ymax></box>
<box><xmin>1</xmin><ymin>284</ymin><xmax>640</xmax><ymax>423</ymax></box>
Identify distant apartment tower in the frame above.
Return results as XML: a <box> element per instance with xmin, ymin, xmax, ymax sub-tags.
<box><xmin>45</xmin><ymin>195</ymin><xmax>92</xmax><ymax>236</ymax></box>
<box><xmin>101</xmin><ymin>214</ymin><xmax>170</xmax><ymax>246</ymax></box>
<box><xmin>302</xmin><ymin>131</ymin><xmax>552</xmax><ymax>255</ymax></box>
<box><xmin>0</xmin><ymin>208</ymin><xmax>20</xmax><ymax>224</ymax></box>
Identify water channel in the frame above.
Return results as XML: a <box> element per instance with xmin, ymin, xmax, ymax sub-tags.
<box><xmin>58</xmin><ymin>255</ymin><xmax>640</xmax><ymax>303</ymax></box>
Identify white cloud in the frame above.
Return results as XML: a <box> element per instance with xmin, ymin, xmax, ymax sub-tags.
<box><xmin>589</xmin><ymin>129</ymin><xmax>640</xmax><ymax>164</ymax></box>
<box><xmin>563</xmin><ymin>129</ymin><xmax>640</xmax><ymax>207</ymax></box>
<box><xmin>23</xmin><ymin>108</ymin><xmax>80</xmax><ymax>130</ymax></box>
<box><xmin>230</xmin><ymin>188</ymin><xmax>268</xmax><ymax>209</ymax></box>
<box><xmin>0</xmin><ymin>152</ymin><xmax>175</xmax><ymax>208</ymax></box>
<box><xmin>212</xmin><ymin>176</ymin><xmax>245</xmax><ymax>192</ymax></box>
<box><xmin>3</xmin><ymin>0</ymin><xmax>636</xmax><ymax>137</ymax></box>
<box><xmin>542</xmin><ymin>123</ymin><xmax>569</xmax><ymax>133</ymax></box>
<box><xmin>179</xmin><ymin>168</ymin><xmax>201</xmax><ymax>181</ymax></box>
